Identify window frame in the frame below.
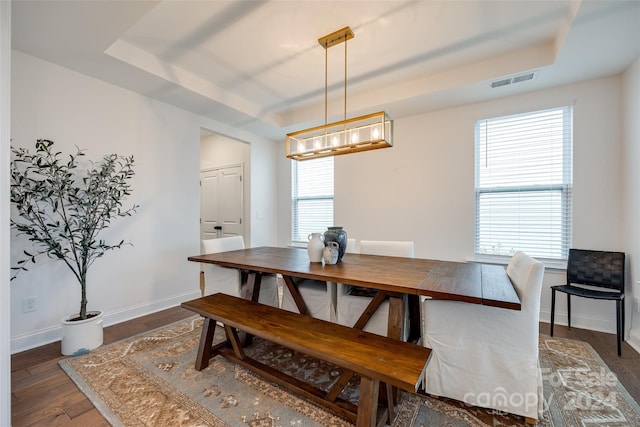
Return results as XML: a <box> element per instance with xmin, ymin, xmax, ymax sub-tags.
<box><xmin>474</xmin><ymin>106</ymin><xmax>573</xmax><ymax>262</ymax></box>
<box><xmin>291</xmin><ymin>157</ymin><xmax>334</xmax><ymax>245</ymax></box>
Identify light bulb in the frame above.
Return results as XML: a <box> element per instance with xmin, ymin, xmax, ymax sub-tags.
<box><xmin>372</xmin><ymin>126</ymin><xmax>380</xmax><ymax>140</ymax></box>
<box><xmin>332</xmin><ymin>136</ymin><xmax>339</xmax><ymax>147</ymax></box>
<box><xmin>314</xmin><ymin>138</ymin><xmax>321</xmax><ymax>150</ymax></box>
<box><xmin>297</xmin><ymin>141</ymin><xmax>305</xmax><ymax>153</ymax></box>
<box><xmin>350</xmin><ymin>131</ymin><xmax>359</xmax><ymax>144</ymax></box>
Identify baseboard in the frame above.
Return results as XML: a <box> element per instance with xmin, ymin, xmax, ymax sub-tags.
<box><xmin>10</xmin><ymin>290</ymin><xmax>201</xmax><ymax>354</ymax></box>
<box><xmin>101</xmin><ymin>290</ymin><xmax>201</xmax><ymax>327</ymax></box>
<box><xmin>539</xmin><ymin>309</ymin><xmax>617</xmax><ymax>335</ymax></box>
<box><xmin>540</xmin><ymin>310</ymin><xmax>640</xmax><ymax>356</ymax></box>
<box><xmin>11</xmin><ymin>324</ymin><xmax>62</xmax><ymax>355</ymax></box>
<box><xmin>628</xmin><ymin>328</ymin><xmax>640</xmax><ymax>354</ymax></box>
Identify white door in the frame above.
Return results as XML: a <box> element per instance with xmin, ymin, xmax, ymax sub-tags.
<box><xmin>201</xmin><ymin>169</ymin><xmax>220</xmax><ymax>241</ymax></box>
<box><xmin>219</xmin><ymin>166</ymin><xmax>243</xmax><ymax>237</ymax></box>
<box><xmin>200</xmin><ymin>164</ymin><xmax>243</xmax><ymax>241</ymax></box>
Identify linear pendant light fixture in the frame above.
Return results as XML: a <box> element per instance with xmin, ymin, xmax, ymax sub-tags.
<box><xmin>286</xmin><ymin>27</ymin><xmax>393</xmax><ymax>161</ymax></box>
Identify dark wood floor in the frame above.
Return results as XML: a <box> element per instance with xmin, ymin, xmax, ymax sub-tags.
<box><xmin>10</xmin><ymin>306</ymin><xmax>640</xmax><ymax>426</ymax></box>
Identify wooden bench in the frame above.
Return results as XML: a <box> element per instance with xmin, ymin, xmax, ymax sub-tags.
<box><xmin>182</xmin><ymin>292</ymin><xmax>431</xmax><ymax>427</ymax></box>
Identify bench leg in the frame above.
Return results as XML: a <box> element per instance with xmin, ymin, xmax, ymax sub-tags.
<box><xmin>325</xmin><ymin>369</ymin><xmax>354</xmax><ymax>402</ymax></box>
<box><xmin>385</xmin><ymin>383</ymin><xmax>395</xmax><ymax>423</ymax></box>
<box><xmin>242</xmin><ymin>272</ymin><xmax>264</xmax><ymax>346</ymax></box>
<box><xmin>357</xmin><ymin>376</ymin><xmax>379</xmax><ymax>427</ymax></box>
<box><xmin>195</xmin><ymin>317</ymin><xmax>217</xmax><ymax>371</ymax></box>
<box><xmin>224</xmin><ymin>324</ymin><xmax>246</xmax><ymax>360</ymax></box>
<box><xmin>326</xmin><ymin>292</ymin><xmax>390</xmax><ymax>405</ymax></box>
<box><xmin>327</xmin><ymin>373</ymin><xmax>394</xmax><ymax>425</ymax></box>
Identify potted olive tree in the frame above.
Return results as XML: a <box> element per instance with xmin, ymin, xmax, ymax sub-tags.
<box><xmin>10</xmin><ymin>139</ymin><xmax>138</xmax><ymax>355</ymax></box>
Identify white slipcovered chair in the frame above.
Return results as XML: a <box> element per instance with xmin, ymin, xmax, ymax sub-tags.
<box><xmin>281</xmin><ymin>238</ymin><xmax>357</xmax><ymax>322</ymax></box>
<box><xmin>201</xmin><ymin>236</ymin><xmax>279</xmax><ymax>307</ymax></box>
<box><xmin>422</xmin><ymin>251</ymin><xmax>545</xmax><ymax>421</ymax></box>
<box><xmin>336</xmin><ymin>240</ymin><xmax>413</xmax><ymax>338</ymax></box>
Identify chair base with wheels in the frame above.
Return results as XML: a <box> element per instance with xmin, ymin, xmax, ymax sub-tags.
<box><xmin>550</xmin><ymin>248</ymin><xmax>625</xmax><ymax>356</ymax></box>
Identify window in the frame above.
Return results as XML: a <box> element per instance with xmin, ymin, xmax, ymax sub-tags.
<box><xmin>291</xmin><ymin>157</ymin><xmax>334</xmax><ymax>244</ymax></box>
<box><xmin>475</xmin><ymin>106</ymin><xmax>573</xmax><ymax>260</ymax></box>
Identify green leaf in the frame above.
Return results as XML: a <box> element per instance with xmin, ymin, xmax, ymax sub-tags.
<box><xmin>10</xmin><ymin>139</ymin><xmax>138</xmax><ymax>301</ymax></box>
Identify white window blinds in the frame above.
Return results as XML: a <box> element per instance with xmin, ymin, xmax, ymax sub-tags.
<box><xmin>291</xmin><ymin>157</ymin><xmax>334</xmax><ymax>244</ymax></box>
<box><xmin>475</xmin><ymin>106</ymin><xmax>573</xmax><ymax>260</ymax></box>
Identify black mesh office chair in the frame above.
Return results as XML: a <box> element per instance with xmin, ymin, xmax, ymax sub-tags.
<box><xmin>550</xmin><ymin>249</ymin><xmax>625</xmax><ymax>356</ymax></box>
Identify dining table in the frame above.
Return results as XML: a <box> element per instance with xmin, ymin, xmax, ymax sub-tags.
<box><xmin>188</xmin><ymin>246</ymin><xmax>521</xmax><ymax>342</ymax></box>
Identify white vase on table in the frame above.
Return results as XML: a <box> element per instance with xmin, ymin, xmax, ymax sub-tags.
<box><xmin>307</xmin><ymin>233</ymin><xmax>324</xmax><ymax>263</ymax></box>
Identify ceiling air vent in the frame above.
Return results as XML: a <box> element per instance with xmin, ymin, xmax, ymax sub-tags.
<box><xmin>491</xmin><ymin>78</ymin><xmax>512</xmax><ymax>88</ymax></box>
<box><xmin>490</xmin><ymin>71</ymin><xmax>536</xmax><ymax>88</ymax></box>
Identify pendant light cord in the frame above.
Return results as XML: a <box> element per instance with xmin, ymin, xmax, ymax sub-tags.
<box><xmin>344</xmin><ymin>37</ymin><xmax>347</xmax><ymax>121</ymax></box>
<box><xmin>324</xmin><ymin>46</ymin><xmax>328</xmax><ymax>127</ymax></box>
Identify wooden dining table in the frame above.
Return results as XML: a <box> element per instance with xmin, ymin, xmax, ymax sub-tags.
<box><xmin>188</xmin><ymin>246</ymin><xmax>520</xmax><ymax>342</ymax></box>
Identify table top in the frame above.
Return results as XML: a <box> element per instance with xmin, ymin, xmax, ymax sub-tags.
<box><xmin>419</xmin><ymin>260</ymin><xmax>521</xmax><ymax>310</ymax></box>
<box><xmin>189</xmin><ymin>246</ymin><xmax>520</xmax><ymax>310</ymax></box>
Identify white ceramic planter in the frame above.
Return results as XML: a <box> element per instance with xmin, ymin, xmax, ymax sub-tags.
<box><xmin>61</xmin><ymin>310</ymin><xmax>104</xmax><ymax>356</ymax></box>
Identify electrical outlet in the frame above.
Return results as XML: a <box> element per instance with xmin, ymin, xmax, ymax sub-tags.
<box><xmin>22</xmin><ymin>297</ymin><xmax>37</xmax><ymax>313</ymax></box>
<box><xmin>636</xmin><ymin>297</ymin><xmax>640</xmax><ymax>314</ymax></box>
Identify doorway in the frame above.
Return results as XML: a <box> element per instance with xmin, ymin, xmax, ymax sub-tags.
<box><xmin>199</xmin><ymin>129</ymin><xmax>250</xmax><ymax>244</ymax></box>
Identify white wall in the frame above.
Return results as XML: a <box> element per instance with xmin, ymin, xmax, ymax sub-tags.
<box><xmin>623</xmin><ymin>56</ymin><xmax>640</xmax><ymax>351</ymax></box>
<box><xmin>276</xmin><ymin>143</ymin><xmax>292</xmax><ymax>247</ymax></box>
<box><xmin>200</xmin><ymin>133</ymin><xmax>250</xmax><ymax>170</ymax></box>
<box><xmin>278</xmin><ymin>76</ymin><xmax>626</xmax><ymax>335</ymax></box>
<box><xmin>1</xmin><ymin>1</ymin><xmax>12</xmax><ymax>423</ymax></box>
<box><xmin>337</xmin><ymin>77</ymin><xmax>624</xmax><ymax>258</ymax></box>
<box><xmin>249</xmin><ymin>136</ymin><xmax>279</xmax><ymax>247</ymax></box>
<box><xmin>9</xmin><ymin>50</ymin><xmax>279</xmax><ymax>352</ymax></box>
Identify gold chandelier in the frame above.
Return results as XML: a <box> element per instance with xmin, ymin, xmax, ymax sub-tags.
<box><xmin>286</xmin><ymin>27</ymin><xmax>393</xmax><ymax>161</ymax></box>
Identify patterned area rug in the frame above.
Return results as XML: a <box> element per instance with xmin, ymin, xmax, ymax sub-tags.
<box><xmin>59</xmin><ymin>316</ymin><xmax>640</xmax><ymax>426</ymax></box>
